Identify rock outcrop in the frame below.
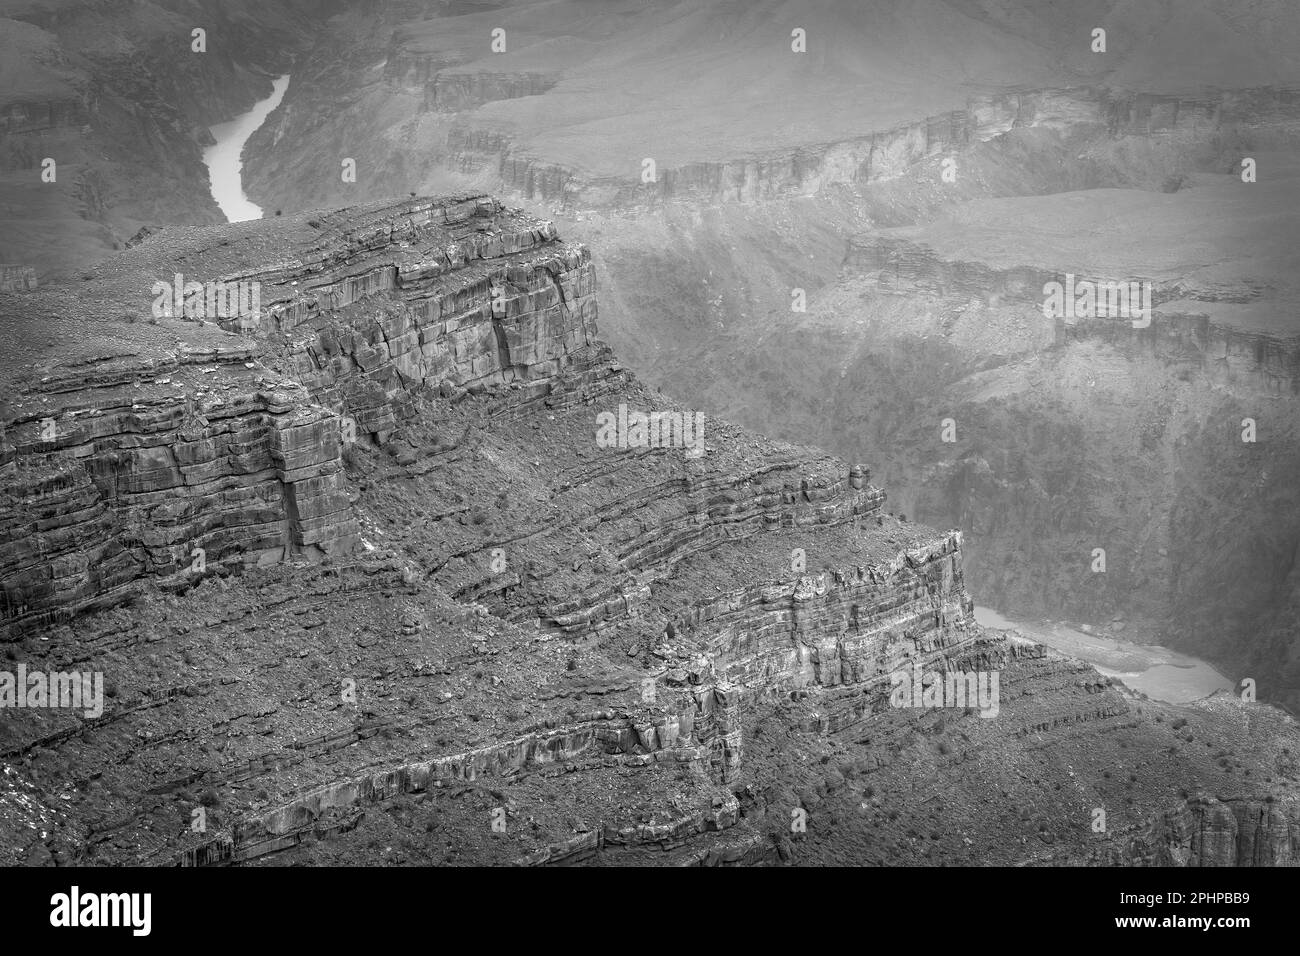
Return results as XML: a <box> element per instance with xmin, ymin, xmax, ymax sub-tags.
<box><xmin>0</xmin><ymin>194</ymin><xmax>598</xmax><ymax>634</ymax></box>
<box><xmin>2</xmin><ymin>195</ymin><xmax>1297</xmax><ymax>868</ymax></box>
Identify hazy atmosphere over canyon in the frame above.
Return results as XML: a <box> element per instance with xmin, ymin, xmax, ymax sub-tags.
<box><xmin>1</xmin><ymin>0</ymin><xmax>1299</xmax><ymax>915</ymax></box>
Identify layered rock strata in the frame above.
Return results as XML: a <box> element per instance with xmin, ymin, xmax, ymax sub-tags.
<box><xmin>0</xmin><ymin>194</ymin><xmax>595</xmax><ymax>635</ymax></box>
<box><xmin>2</xmin><ymin>196</ymin><xmax>1297</xmax><ymax>868</ymax></box>
<box><xmin>300</xmin><ymin>81</ymin><xmax>1300</xmax><ymax>210</ymax></box>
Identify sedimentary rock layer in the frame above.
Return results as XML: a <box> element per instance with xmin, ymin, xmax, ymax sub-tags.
<box><xmin>444</xmin><ymin>85</ymin><xmax>1300</xmax><ymax>209</ymax></box>
<box><xmin>0</xmin><ymin>194</ymin><xmax>596</xmax><ymax>633</ymax></box>
<box><xmin>3</xmin><ymin>194</ymin><xmax>1297</xmax><ymax>868</ymax></box>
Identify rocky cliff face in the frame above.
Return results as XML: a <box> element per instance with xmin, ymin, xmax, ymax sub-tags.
<box><xmin>0</xmin><ymin>194</ymin><xmax>595</xmax><ymax>633</ymax></box>
<box><xmin>727</xmin><ymin>155</ymin><xmax>1300</xmax><ymax>710</ymax></box>
<box><xmin>1118</xmin><ymin>795</ymin><xmax>1300</xmax><ymax>866</ymax></box>
<box><xmin>234</xmin><ymin>0</ymin><xmax>1300</xmax><ymax>216</ymax></box>
<box><xmin>211</xmin><ymin>0</ymin><xmax>1300</xmax><ymax>726</ymax></box>
<box><xmin>1</xmin><ymin>370</ymin><xmax>356</xmax><ymax>630</ymax></box>
<box><xmin>445</xmin><ymin>85</ymin><xmax>1300</xmax><ymax>209</ymax></box>
<box><xmin>521</xmin><ymin>102</ymin><xmax>1300</xmax><ymax>713</ymax></box>
<box><xmin>248</xmin><ymin>56</ymin><xmax>1300</xmax><ymax>213</ymax></box>
<box><xmin>2</xmin><ymin>195</ymin><xmax>1297</xmax><ymax>867</ymax></box>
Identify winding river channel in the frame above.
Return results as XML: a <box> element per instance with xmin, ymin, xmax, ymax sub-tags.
<box><xmin>201</xmin><ymin>75</ymin><xmax>290</xmax><ymax>222</ymax></box>
<box><xmin>974</xmin><ymin>606</ymin><xmax>1233</xmax><ymax>704</ymax></box>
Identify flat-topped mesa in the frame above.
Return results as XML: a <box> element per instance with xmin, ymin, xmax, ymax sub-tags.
<box><xmin>0</xmin><ymin>195</ymin><xmax>601</xmax><ymax>635</ymax></box>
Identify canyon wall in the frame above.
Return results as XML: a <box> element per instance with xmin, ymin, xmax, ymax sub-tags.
<box><xmin>0</xmin><ymin>194</ymin><xmax>594</xmax><ymax>636</ymax></box>
<box><xmin>0</xmin><ymin>194</ymin><xmax>1010</xmax><ymax>866</ymax></box>
<box><xmin>230</xmin><ymin>30</ymin><xmax>1300</xmax><ymax>715</ymax></box>
<box><xmin>845</xmin><ymin>235</ymin><xmax>1300</xmax><ymax>393</ymax></box>
<box><xmin>4</xmin><ymin>0</ymin><xmax>1300</xmax><ymax>868</ymax></box>
<box><xmin>4</xmin><ymin>195</ymin><xmax>1298</xmax><ymax>867</ymax></box>
<box><xmin>247</xmin><ymin>76</ymin><xmax>1300</xmax><ymax>214</ymax></box>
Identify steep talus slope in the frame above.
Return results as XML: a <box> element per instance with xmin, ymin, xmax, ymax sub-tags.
<box><xmin>2</xmin><ymin>195</ymin><xmax>1298</xmax><ymax>866</ymax></box>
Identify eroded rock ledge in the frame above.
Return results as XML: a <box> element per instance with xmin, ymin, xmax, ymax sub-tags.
<box><xmin>0</xmin><ymin>195</ymin><xmax>595</xmax><ymax>630</ymax></box>
<box><xmin>1</xmin><ymin>195</ymin><xmax>1297</xmax><ymax>867</ymax></box>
